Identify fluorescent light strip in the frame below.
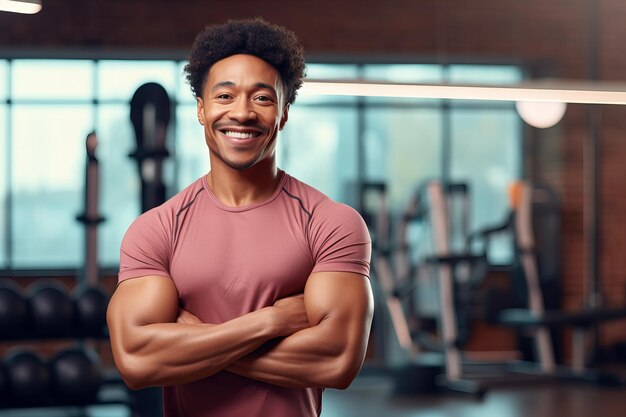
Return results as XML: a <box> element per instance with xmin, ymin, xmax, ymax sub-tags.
<box><xmin>301</xmin><ymin>80</ymin><xmax>626</xmax><ymax>105</ymax></box>
<box><xmin>0</xmin><ymin>0</ymin><xmax>42</xmax><ymax>14</ymax></box>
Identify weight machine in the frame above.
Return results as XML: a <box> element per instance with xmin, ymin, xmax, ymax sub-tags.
<box><xmin>371</xmin><ymin>179</ymin><xmax>626</xmax><ymax>397</ymax></box>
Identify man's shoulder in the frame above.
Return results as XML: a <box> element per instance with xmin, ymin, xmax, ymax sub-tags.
<box><xmin>282</xmin><ymin>173</ymin><xmax>363</xmax><ymax>223</ymax></box>
<box><xmin>282</xmin><ymin>174</ymin><xmax>328</xmax><ymax>206</ymax></box>
<box><xmin>130</xmin><ymin>177</ymin><xmax>205</xmax><ymax>230</ymax></box>
<box><xmin>282</xmin><ymin>173</ymin><xmax>342</xmax><ymax>214</ymax></box>
<box><xmin>150</xmin><ymin>177</ymin><xmax>205</xmax><ymax>215</ymax></box>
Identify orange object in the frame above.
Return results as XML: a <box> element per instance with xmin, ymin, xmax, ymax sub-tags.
<box><xmin>508</xmin><ymin>181</ymin><xmax>523</xmax><ymax>209</ymax></box>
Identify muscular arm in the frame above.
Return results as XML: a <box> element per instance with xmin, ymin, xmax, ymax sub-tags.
<box><xmin>106</xmin><ymin>275</ymin><xmax>308</xmax><ymax>390</ymax></box>
<box><xmin>226</xmin><ymin>271</ymin><xmax>374</xmax><ymax>389</ymax></box>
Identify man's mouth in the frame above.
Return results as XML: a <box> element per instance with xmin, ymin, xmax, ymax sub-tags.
<box><xmin>222</xmin><ymin>130</ymin><xmax>262</xmax><ymax>139</ymax></box>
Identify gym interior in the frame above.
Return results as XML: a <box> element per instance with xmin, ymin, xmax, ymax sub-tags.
<box><xmin>2</xmin><ymin>1</ymin><xmax>626</xmax><ymax>416</ymax></box>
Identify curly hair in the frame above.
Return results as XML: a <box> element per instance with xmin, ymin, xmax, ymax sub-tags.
<box><xmin>184</xmin><ymin>17</ymin><xmax>306</xmax><ymax>106</ymax></box>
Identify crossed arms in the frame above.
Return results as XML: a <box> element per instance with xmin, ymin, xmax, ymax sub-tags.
<box><xmin>106</xmin><ymin>271</ymin><xmax>374</xmax><ymax>390</ymax></box>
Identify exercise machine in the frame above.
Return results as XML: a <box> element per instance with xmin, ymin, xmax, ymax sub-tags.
<box><xmin>494</xmin><ymin>181</ymin><xmax>626</xmax><ymax>383</ymax></box>
<box><xmin>373</xmin><ymin>179</ymin><xmax>626</xmax><ymax>397</ymax></box>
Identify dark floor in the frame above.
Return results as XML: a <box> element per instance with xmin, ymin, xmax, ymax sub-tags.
<box><xmin>321</xmin><ymin>374</ymin><xmax>626</xmax><ymax>417</ymax></box>
<box><xmin>2</xmin><ymin>373</ymin><xmax>626</xmax><ymax>417</ymax></box>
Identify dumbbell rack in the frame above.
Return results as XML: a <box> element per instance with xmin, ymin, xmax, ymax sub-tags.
<box><xmin>0</xmin><ymin>278</ymin><xmax>139</xmax><ymax>417</ymax></box>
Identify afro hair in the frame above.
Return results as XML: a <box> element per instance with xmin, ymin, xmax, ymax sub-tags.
<box><xmin>184</xmin><ymin>17</ymin><xmax>306</xmax><ymax>106</ymax></box>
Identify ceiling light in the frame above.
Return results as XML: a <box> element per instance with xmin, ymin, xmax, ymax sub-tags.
<box><xmin>515</xmin><ymin>101</ymin><xmax>567</xmax><ymax>129</ymax></box>
<box><xmin>0</xmin><ymin>0</ymin><xmax>42</xmax><ymax>14</ymax></box>
<box><xmin>301</xmin><ymin>79</ymin><xmax>626</xmax><ymax>105</ymax></box>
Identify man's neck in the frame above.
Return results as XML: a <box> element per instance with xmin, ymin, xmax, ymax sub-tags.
<box><xmin>206</xmin><ymin>159</ymin><xmax>281</xmax><ymax>208</ymax></box>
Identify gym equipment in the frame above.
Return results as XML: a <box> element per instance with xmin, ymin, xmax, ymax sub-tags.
<box><xmin>49</xmin><ymin>347</ymin><xmax>102</xmax><ymax>404</ymax></box>
<box><xmin>130</xmin><ymin>82</ymin><xmax>172</xmax><ymax>213</ymax></box>
<box><xmin>4</xmin><ymin>349</ymin><xmax>50</xmax><ymax>406</ymax></box>
<box><xmin>0</xmin><ymin>280</ymin><xmax>29</xmax><ymax>339</ymax></box>
<box><xmin>374</xmin><ymin>179</ymin><xmax>626</xmax><ymax>397</ymax></box>
<box><xmin>365</xmin><ymin>182</ymin><xmax>448</xmax><ymax>393</ymax></box>
<box><xmin>73</xmin><ymin>285</ymin><xmax>109</xmax><ymax>337</ymax></box>
<box><xmin>374</xmin><ymin>181</ymin><xmax>492</xmax><ymax>395</ymax></box>
<box><xmin>1</xmin><ymin>279</ymin><xmax>109</xmax><ymax>339</ymax></box>
<box><xmin>74</xmin><ymin>132</ymin><xmax>109</xmax><ymax>338</ymax></box>
<box><xmin>28</xmin><ymin>280</ymin><xmax>74</xmax><ymax>338</ymax></box>
<box><xmin>76</xmin><ymin>131</ymin><xmax>106</xmax><ymax>288</ymax></box>
<box><xmin>494</xmin><ymin>181</ymin><xmax>626</xmax><ymax>382</ymax></box>
<box><xmin>373</xmin><ymin>180</ymin><xmax>536</xmax><ymax>395</ymax></box>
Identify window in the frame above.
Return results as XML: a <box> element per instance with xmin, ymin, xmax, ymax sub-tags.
<box><xmin>0</xmin><ymin>61</ymin><xmax>6</xmax><ymax>267</ymax></box>
<box><xmin>0</xmin><ymin>59</ymin><xmax>522</xmax><ymax>270</ymax></box>
<box><xmin>11</xmin><ymin>104</ymin><xmax>91</xmax><ymax>267</ymax></box>
<box><xmin>3</xmin><ymin>59</ymin><xmax>184</xmax><ymax>269</ymax></box>
<box><xmin>12</xmin><ymin>59</ymin><xmax>93</xmax><ymax>99</ymax></box>
<box><xmin>295</xmin><ymin>63</ymin><xmax>522</xmax><ymax>264</ymax></box>
<box><xmin>279</xmin><ymin>106</ymin><xmax>359</xmax><ymax>203</ymax></box>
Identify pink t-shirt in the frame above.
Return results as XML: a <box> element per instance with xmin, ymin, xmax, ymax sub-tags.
<box><xmin>118</xmin><ymin>171</ymin><xmax>371</xmax><ymax>417</ymax></box>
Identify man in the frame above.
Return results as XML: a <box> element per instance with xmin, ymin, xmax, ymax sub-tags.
<box><xmin>107</xmin><ymin>17</ymin><xmax>373</xmax><ymax>417</ymax></box>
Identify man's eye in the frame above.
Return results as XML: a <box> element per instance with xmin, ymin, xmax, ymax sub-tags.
<box><xmin>256</xmin><ymin>95</ymin><xmax>272</xmax><ymax>102</ymax></box>
<box><xmin>217</xmin><ymin>94</ymin><xmax>232</xmax><ymax>99</ymax></box>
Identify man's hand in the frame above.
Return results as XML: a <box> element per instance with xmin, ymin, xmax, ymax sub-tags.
<box><xmin>271</xmin><ymin>294</ymin><xmax>310</xmax><ymax>336</ymax></box>
<box><xmin>177</xmin><ymin>308</ymin><xmax>203</xmax><ymax>324</ymax></box>
<box><xmin>176</xmin><ymin>294</ymin><xmax>311</xmax><ymax>336</ymax></box>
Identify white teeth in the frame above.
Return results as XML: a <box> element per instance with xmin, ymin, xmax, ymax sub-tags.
<box><xmin>223</xmin><ymin>131</ymin><xmax>258</xmax><ymax>139</ymax></box>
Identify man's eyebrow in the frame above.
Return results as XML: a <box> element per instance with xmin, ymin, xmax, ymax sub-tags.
<box><xmin>211</xmin><ymin>81</ymin><xmax>235</xmax><ymax>92</ymax></box>
<box><xmin>210</xmin><ymin>81</ymin><xmax>277</xmax><ymax>96</ymax></box>
<box><xmin>254</xmin><ymin>83</ymin><xmax>277</xmax><ymax>95</ymax></box>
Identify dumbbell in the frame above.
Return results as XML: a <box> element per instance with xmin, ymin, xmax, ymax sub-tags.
<box><xmin>73</xmin><ymin>286</ymin><xmax>110</xmax><ymax>337</ymax></box>
<box><xmin>28</xmin><ymin>279</ymin><xmax>74</xmax><ymax>338</ymax></box>
<box><xmin>0</xmin><ymin>280</ymin><xmax>30</xmax><ymax>339</ymax></box>
<box><xmin>4</xmin><ymin>348</ymin><xmax>50</xmax><ymax>406</ymax></box>
<box><xmin>49</xmin><ymin>347</ymin><xmax>102</xmax><ymax>405</ymax></box>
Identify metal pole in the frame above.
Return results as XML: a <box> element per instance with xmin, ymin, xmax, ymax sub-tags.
<box><xmin>584</xmin><ymin>0</ymin><xmax>601</xmax><ymax>310</ymax></box>
<box><xmin>584</xmin><ymin>0</ymin><xmax>602</xmax><ymax>366</ymax></box>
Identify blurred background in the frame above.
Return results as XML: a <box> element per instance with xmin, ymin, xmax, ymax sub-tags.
<box><xmin>1</xmin><ymin>0</ymin><xmax>626</xmax><ymax>416</ymax></box>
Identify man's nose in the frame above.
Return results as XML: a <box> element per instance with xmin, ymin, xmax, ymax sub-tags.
<box><xmin>228</xmin><ymin>97</ymin><xmax>257</xmax><ymax>122</ymax></box>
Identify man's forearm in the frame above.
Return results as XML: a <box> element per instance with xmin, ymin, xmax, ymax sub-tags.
<box><xmin>227</xmin><ymin>317</ymin><xmax>367</xmax><ymax>389</ymax></box>
<box><xmin>111</xmin><ymin>308</ymin><xmax>279</xmax><ymax>389</ymax></box>
<box><xmin>109</xmin><ymin>277</ymin><xmax>310</xmax><ymax>390</ymax></box>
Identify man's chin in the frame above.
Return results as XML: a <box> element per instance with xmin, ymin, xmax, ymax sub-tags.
<box><xmin>212</xmin><ymin>149</ymin><xmax>274</xmax><ymax>172</ymax></box>
<box><xmin>223</xmin><ymin>157</ymin><xmax>261</xmax><ymax>171</ymax></box>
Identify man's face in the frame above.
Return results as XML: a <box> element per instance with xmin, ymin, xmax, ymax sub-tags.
<box><xmin>197</xmin><ymin>54</ymin><xmax>288</xmax><ymax>171</ymax></box>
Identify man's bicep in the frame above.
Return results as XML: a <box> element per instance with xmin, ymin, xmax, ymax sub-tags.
<box><xmin>304</xmin><ymin>271</ymin><xmax>374</xmax><ymax>329</ymax></box>
<box><xmin>108</xmin><ymin>276</ymin><xmax>179</xmax><ymax>330</ymax></box>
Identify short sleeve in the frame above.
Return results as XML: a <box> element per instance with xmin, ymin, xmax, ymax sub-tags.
<box><xmin>118</xmin><ymin>209</ymin><xmax>173</xmax><ymax>283</ymax></box>
<box><xmin>309</xmin><ymin>202</ymin><xmax>372</xmax><ymax>278</ymax></box>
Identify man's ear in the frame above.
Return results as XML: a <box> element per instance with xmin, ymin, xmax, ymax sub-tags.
<box><xmin>197</xmin><ymin>97</ymin><xmax>205</xmax><ymax>125</ymax></box>
<box><xmin>279</xmin><ymin>105</ymin><xmax>289</xmax><ymax>131</ymax></box>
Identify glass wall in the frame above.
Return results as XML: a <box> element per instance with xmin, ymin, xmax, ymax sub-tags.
<box><xmin>11</xmin><ymin>105</ymin><xmax>91</xmax><ymax>267</ymax></box>
<box><xmin>0</xmin><ymin>61</ymin><xmax>6</xmax><ymax>267</ymax></box>
<box><xmin>279</xmin><ymin>107</ymin><xmax>359</xmax><ymax>203</ymax></box>
<box><xmin>364</xmin><ymin>107</ymin><xmax>443</xmax><ymax>209</ymax></box>
<box><xmin>0</xmin><ymin>59</ymin><xmax>522</xmax><ymax>269</ymax></box>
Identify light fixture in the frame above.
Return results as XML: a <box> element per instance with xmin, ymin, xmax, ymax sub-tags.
<box><xmin>300</xmin><ymin>79</ymin><xmax>626</xmax><ymax>105</ymax></box>
<box><xmin>0</xmin><ymin>0</ymin><xmax>42</xmax><ymax>14</ymax></box>
<box><xmin>515</xmin><ymin>101</ymin><xmax>567</xmax><ymax>129</ymax></box>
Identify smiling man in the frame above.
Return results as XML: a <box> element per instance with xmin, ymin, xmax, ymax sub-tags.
<box><xmin>106</xmin><ymin>18</ymin><xmax>373</xmax><ymax>417</ymax></box>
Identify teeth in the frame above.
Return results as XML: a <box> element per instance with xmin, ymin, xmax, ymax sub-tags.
<box><xmin>224</xmin><ymin>131</ymin><xmax>258</xmax><ymax>139</ymax></box>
